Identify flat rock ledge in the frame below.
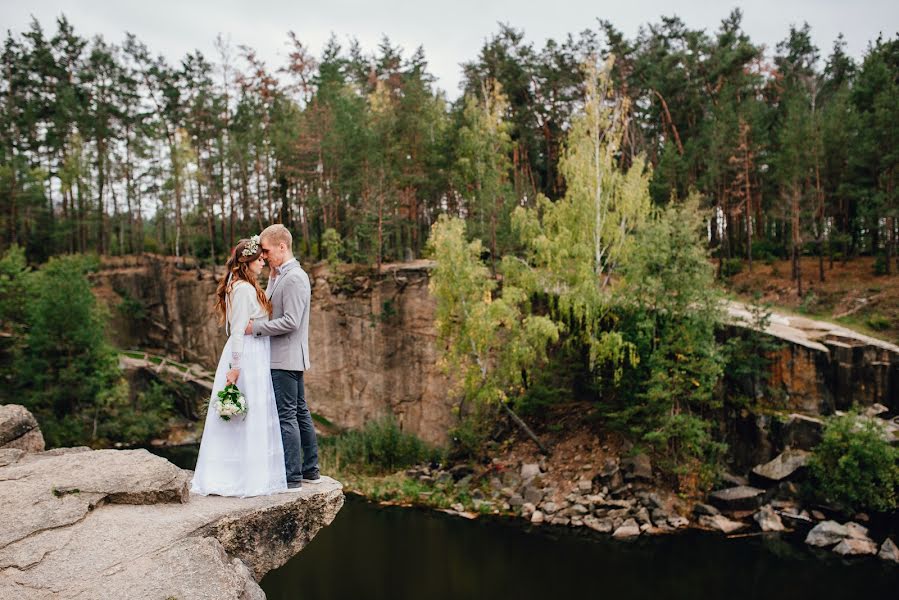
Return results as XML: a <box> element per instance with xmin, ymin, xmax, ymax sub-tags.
<box><xmin>0</xmin><ymin>447</ymin><xmax>344</xmax><ymax>599</ymax></box>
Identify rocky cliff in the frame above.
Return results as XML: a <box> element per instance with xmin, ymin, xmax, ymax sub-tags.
<box><xmin>0</xmin><ymin>406</ymin><xmax>344</xmax><ymax>600</ymax></box>
<box><xmin>93</xmin><ymin>255</ymin><xmax>899</xmax><ymax>447</ymax></box>
<box><xmin>94</xmin><ymin>255</ymin><xmax>455</xmax><ymax>445</ymax></box>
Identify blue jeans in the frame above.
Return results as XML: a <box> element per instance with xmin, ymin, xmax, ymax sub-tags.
<box><xmin>271</xmin><ymin>369</ymin><xmax>319</xmax><ymax>482</ymax></box>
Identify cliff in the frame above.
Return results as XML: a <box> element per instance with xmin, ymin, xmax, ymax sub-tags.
<box><xmin>0</xmin><ymin>408</ymin><xmax>344</xmax><ymax>600</ymax></box>
<box><xmin>92</xmin><ymin>255</ymin><xmax>899</xmax><ymax>447</ymax></box>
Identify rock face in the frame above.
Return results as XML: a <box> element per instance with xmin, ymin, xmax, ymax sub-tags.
<box><xmin>93</xmin><ymin>256</ymin><xmax>899</xmax><ymax>446</ymax></box>
<box><xmin>94</xmin><ymin>256</ymin><xmax>456</xmax><ymax>445</ymax></box>
<box><xmin>0</xmin><ymin>404</ymin><xmax>45</xmax><ymax>453</ymax></box>
<box><xmin>0</xmin><ymin>447</ymin><xmax>344</xmax><ymax>599</ymax></box>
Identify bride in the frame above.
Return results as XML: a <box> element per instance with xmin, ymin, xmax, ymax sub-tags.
<box><xmin>191</xmin><ymin>236</ymin><xmax>289</xmax><ymax>497</ymax></box>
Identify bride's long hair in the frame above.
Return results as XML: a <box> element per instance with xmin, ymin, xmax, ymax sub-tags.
<box><xmin>214</xmin><ymin>238</ymin><xmax>273</xmax><ymax>325</ymax></box>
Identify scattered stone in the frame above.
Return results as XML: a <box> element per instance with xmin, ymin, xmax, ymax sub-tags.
<box><xmin>488</xmin><ymin>477</ymin><xmax>503</xmax><ymax>491</ymax></box>
<box><xmin>471</xmin><ymin>489</ymin><xmax>485</xmax><ymax>501</ymax></box>
<box><xmin>577</xmin><ymin>479</ymin><xmax>593</xmax><ymax>492</ymax></box>
<box><xmin>720</xmin><ymin>472</ymin><xmax>749</xmax><ymax>487</ymax></box>
<box><xmin>541</xmin><ymin>501</ymin><xmax>559</xmax><ymax>515</ymax></box>
<box><xmin>531</xmin><ymin>510</ymin><xmax>545</xmax><ymax>525</ymax></box>
<box><xmin>435</xmin><ymin>471</ymin><xmax>452</xmax><ymax>485</ymax></box>
<box><xmin>668</xmin><ymin>516</ymin><xmax>689</xmax><ymax>529</ymax></box>
<box><xmin>509</xmin><ymin>494</ymin><xmax>525</xmax><ymax>508</ymax></box>
<box><xmin>845</xmin><ymin>522</ymin><xmax>869</xmax><ymax>540</ymax></box>
<box><xmin>651</xmin><ymin>508</ymin><xmax>670</xmax><ymax>524</ymax></box>
<box><xmin>521</xmin><ymin>503</ymin><xmax>536</xmax><ymax>518</ymax></box>
<box><xmin>570</xmin><ymin>504</ymin><xmax>589</xmax><ymax>516</ymax></box>
<box><xmin>520</xmin><ymin>463</ymin><xmax>541</xmax><ymax>482</ymax></box>
<box><xmin>500</xmin><ymin>470</ymin><xmax>521</xmax><ymax>488</ymax></box>
<box><xmin>833</xmin><ymin>538</ymin><xmax>878</xmax><ymax>556</ymax></box>
<box><xmin>877</xmin><ymin>538</ymin><xmax>899</xmax><ymax>563</ymax></box>
<box><xmin>635</xmin><ymin>507</ymin><xmax>652</xmax><ymax>525</ymax></box>
<box><xmin>523</xmin><ymin>486</ymin><xmax>544</xmax><ymax>505</ymax></box>
<box><xmin>708</xmin><ymin>486</ymin><xmax>766</xmax><ymax>511</ymax></box>
<box><xmin>751</xmin><ymin>449</ymin><xmax>811</xmax><ymax>484</ymax></box>
<box><xmin>810</xmin><ymin>510</ymin><xmax>826</xmax><ymax>521</ymax></box>
<box><xmin>805</xmin><ymin>521</ymin><xmax>849</xmax><ymax>547</ymax></box>
<box><xmin>584</xmin><ymin>516</ymin><xmax>614</xmax><ymax>533</ymax></box>
<box><xmin>448</xmin><ymin>464</ymin><xmax>475</xmax><ymax>482</ymax></box>
<box><xmin>753</xmin><ymin>505</ymin><xmax>785</xmax><ymax>532</ymax></box>
<box><xmin>698</xmin><ymin>514</ymin><xmax>746</xmax><ymax>534</ymax></box>
<box><xmin>693</xmin><ymin>502</ymin><xmax>720</xmax><ymax>516</ymax></box>
<box><xmin>612</xmin><ymin>518</ymin><xmax>641</xmax><ymax>538</ymax></box>
<box><xmin>596</xmin><ymin>498</ymin><xmax>634</xmax><ymax>510</ymax></box>
<box><xmin>456</xmin><ymin>475</ymin><xmax>473</xmax><ymax>489</ymax></box>
<box><xmin>621</xmin><ymin>454</ymin><xmax>653</xmax><ymax>482</ymax></box>
<box><xmin>639</xmin><ymin>522</ymin><xmax>653</xmax><ymax>533</ymax></box>
<box><xmin>550</xmin><ymin>516</ymin><xmax>570</xmax><ymax>526</ymax></box>
<box><xmin>570</xmin><ymin>517</ymin><xmax>584</xmax><ymax>527</ymax></box>
<box><xmin>864</xmin><ymin>403</ymin><xmax>889</xmax><ymax>418</ymax></box>
<box><xmin>852</xmin><ymin>512</ymin><xmax>870</xmax><ymax>523</ymax></box>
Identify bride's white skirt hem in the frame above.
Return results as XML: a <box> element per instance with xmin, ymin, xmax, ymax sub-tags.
<box><xmin>191</xmin><ymin>335</ymin><xmax>288</xmax><ymax>498</ymax></box>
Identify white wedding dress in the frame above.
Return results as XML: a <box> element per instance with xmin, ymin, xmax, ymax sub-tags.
<box><xmin>191</xmin><ymin>281</ymin><xmax>287</xmax><ymax>497</ymax></box>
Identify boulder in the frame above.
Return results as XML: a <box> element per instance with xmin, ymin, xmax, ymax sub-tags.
<box><xmin>530</xmin><ymin>510</ymin><xmax>545</xmax><ymax>525</ymax></box>
<box><xmin>612</xmin><ymin>518</ymin><xmax>641</xmax><ymax>539</ymax></box>
<box><xmin>583</xmin><ymin>516</ymin><xmax>614</xmax><ymax>533</ymax></box>
<box><xmin>832</xmin><ymin>538</ymin><xmax>878</xmax><ymax>556</ymax></box>
<box><xmin>522</xmin><ymin>485</ymin><xmax>544</xmax><ymax>505</ymax></box>
<box><xmin>668</xmin><ymin>516</ymin><xmax>689</xmax><ymax>529</ymax></box>
<box><xmin>520</xmin><ymin>463</ymin><xmax>541</xmax><ymax>482</ymax></box>
<box><xmin>805</xmin><ymin>520</ymin><xmax>849</xmax><ymax>547</ymax></box>
<box><xmin>621</xmin><ymin>454</ymin><xmax>653</xmax><ymax>482</ymax></box>
<box><xmin>751</xmin><ymin>449</ymin><xmax>811</xmax><ymax>485</ymax></box>
<box><xmin>693</xmin><ymin>502</ymin><xmax>720</xmax><ymax>516</ymax></box>
<box><xmin>877</xmin><ymin>538</ymin><xmax>899</xmax><ymax>563</ymax></box>
<box><xmin>0</xmin><ymin>404</ymin><xmax>45</xmax><ymax>453</ymax></box>
<box><xmin>0</xmin><ymin>447</ymin><xmax>344</xmax><ymax>599</ymax></box>
<box><xmin>753</xmin><ymin>505</ymin><xmax>786</xmax><ymax>532</ymax></box>
<box><xmin>845</xmin><ymin>521</ymin><xmax>869</xmax><ymax>540</ymax></box>
<box><xmin>708</xmin><ymin>486</ymin><xmax>766</xmax><ymax>511</ymax></box>
<box><xmin>698</xmin><ymin>514</ymin><xmax>746</xmax><ymax>534</ymax></box>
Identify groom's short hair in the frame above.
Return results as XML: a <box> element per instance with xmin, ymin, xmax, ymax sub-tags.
<box><xmin>260</xmin><ymin>224</ymin><xmax>292</xmax><ymax>249</ymax></box>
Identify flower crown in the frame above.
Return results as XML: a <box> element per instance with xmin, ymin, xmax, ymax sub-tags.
<box><xmin>241</xmin><ymin>235</ymin><xmax>261</xmax><ymax>257</ymax></box>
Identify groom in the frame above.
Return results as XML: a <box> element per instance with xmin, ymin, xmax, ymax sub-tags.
<box><xmin>246</xmin><ymin>224</ymin><xmax>320</xmax><ymax>489</ymax></box>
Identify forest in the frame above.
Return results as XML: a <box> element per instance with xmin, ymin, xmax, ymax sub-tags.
<box><xmin>1</xmin><ymin>10</ymin><xmax>897</xmax><ymax>283</ymax></box>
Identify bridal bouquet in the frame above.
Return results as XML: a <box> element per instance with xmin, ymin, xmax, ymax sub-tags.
<box><xmin>216</xmin><ymin>384</ymin><xmax>247</xmax><ymax>420</ymax></box>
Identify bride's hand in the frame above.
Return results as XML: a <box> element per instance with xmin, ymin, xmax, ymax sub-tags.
<box><xmin>244</xmin><ymin>319</ymin><xmax>253</xmax><ymax>335</ymax></box>
<box><xmin>226</xmin><ymin>368</ymin><xmax>240</xmax><ymax>385</ymax></box>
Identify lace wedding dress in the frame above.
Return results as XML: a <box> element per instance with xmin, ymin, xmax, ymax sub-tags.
<box><xmin>191</xmin><ymin>281</ymin><xmax>287</xmax><ymax>497</ymax></box>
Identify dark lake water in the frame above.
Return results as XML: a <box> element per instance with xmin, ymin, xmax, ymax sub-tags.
<box><xmin>150</xmin><ymin>446</ymin><xmax>899</xmax><ymax>600</ymax></box>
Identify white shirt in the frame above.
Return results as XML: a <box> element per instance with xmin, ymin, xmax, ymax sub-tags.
<box><xmin>227</xmin><ymin>281</ymin><xmax>268</xmax><ymax>368</ymax></box>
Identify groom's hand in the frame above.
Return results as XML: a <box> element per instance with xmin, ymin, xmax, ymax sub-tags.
<box><xmin>226</xmin><ymin>368</ymin><xmax>240</xmax><ymax>385</ymax></box>
<box><xmin>244</xmin><ymin>319</ymin><xmax>253</xmax><ymax>335</ymax></box>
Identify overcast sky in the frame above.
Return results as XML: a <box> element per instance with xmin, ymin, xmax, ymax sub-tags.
<box><xmin>3</xmin><ymin>1</ymin><xmax>897</xmax><ymax>98</ymax></box>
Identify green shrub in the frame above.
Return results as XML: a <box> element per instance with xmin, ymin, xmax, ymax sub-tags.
<box><xmin>720</xmin><ymin>258</ymin><xmax>743</xmax><ymax>278</ymax></box>
<box><xmin>873</xmin><ymin>254</ymin><xmax>888</xmax><ymax>276</ymax></box>
<box><xmin>865</xmin><ymin>314</ymin><xmax>891</xmax><ymax>331</ymax></box>
<box><xmin>320</xmin><ymin>416</ymin><xmax>442</xmax><ymax>474</ymax></box>
<box><xmin>808</xmin><ymin>413</ymin><xmax>899</xmax><ymax>513</ymax></box>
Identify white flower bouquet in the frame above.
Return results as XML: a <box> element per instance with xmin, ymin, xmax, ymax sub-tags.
<box><xmin>215</xmin><ymin>384</ymin><xmax>247</xmax><ymax>420</ymax></box>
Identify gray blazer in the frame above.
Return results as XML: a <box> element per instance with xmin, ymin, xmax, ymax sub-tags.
<box><xmin>251</xmin><ymin>259</ymin><xmax>311</xmax><ymax>371</ymax></box>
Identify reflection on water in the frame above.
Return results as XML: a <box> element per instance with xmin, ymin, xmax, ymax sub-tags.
<box><xmin>148</xmin><ymin>446</ymin><xmax>898</xmax><ymax>600</ymax></box>
<box><xmin>261</xmin><ymin>496</ymin><xmax>899</xmax><ymax>600</ymax></box>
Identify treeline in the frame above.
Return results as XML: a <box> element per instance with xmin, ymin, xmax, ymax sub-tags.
<box><xmin>1</xmin><ymin>11</ymin><xmax>897</xmax><ymax>280</ymax></box>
